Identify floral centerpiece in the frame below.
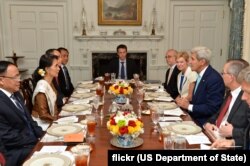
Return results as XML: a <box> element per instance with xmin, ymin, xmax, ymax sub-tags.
<box><xmin>108</xmin><ymin>80</ymin><xmax>133</xmax><ymax>104</ymax></box>
<box><xmin>107</xmin><ymin>111</ymin><xmax>144</xmax><ymax>146</ymax></box>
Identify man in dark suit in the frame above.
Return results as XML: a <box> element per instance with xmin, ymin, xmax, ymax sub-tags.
<box><xmin>58</xmin><ymin>47</ymin><xmax>74</xmax><ymax>97</ymax></box>
<box><xmin>204</xmin><ymin>60</ymin><xmax>249</xmax><ymax>147</ymax></box>
<box><xmin>211</xmin><ymin>66</ymin><xmax>250</xmax><ymax>149</ymax></box>
<box><xmin>176</xmin><ymin>46</ymin><xmax>225</xmax><ymax>127</ymax></box>
<box><xmin>0</xmin><ymin>61</ymin><xmax>44</xmax><ymax>166</ymax></box>
<box><xmin>107</xmin><ymin>44</ymin><xmax>139</xmax><ymax>80</ymax></box>
<box><xmin>163</xmin><ymin>49</ymin><xmax>180</xmax><ymax>99</ymax></box>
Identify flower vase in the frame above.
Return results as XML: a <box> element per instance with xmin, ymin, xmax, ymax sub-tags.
<box><xmin>114</xmin><ymin>95</ymin><xmax>127</xmax><ymax>104</ymax></box>
<box><xmin>117</xmin><ymin>135</ymin><xmax>134</xmax><ymax>147</ymax></box>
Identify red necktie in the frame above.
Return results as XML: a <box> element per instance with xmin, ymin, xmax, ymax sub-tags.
<box><xmin>0</xmin><ymin>152</ymin><xmax>6</xmax><ymax>166</ymax></box>
<box><xmin>216</xmin><ymin>94</ymin><xmax>232</xmax><ymax>127</ymax></box>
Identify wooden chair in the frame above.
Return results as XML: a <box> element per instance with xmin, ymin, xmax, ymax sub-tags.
<box><xmin>20</xmin><ymin>78</ymin><xmax>34</xmax><ymax>113</ymax></box>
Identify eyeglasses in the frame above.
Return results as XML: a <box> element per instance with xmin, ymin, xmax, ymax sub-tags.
<box><xmin>0</xmin><ymin>75</ymin><xmax>21</xmax><ymax>81</ymax></box>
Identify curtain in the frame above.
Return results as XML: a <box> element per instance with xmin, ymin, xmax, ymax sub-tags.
<box><xmin>228</xmin><ymin>0</ymin><xmax>245</xmax><ymax>59</ymax></box>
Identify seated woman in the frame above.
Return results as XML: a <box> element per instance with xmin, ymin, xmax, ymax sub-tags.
<box><xmin>32</xmin><ymin>54</ymin><xmax>60</xmax><ymax>130</ymax></box>
<box><xmin>175</xmin><ymin>51</ymin><xmax>197</xmax><ymax>101</ymax></box>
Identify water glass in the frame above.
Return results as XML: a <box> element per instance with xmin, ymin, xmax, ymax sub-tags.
<box><xmin>163</xmin><ymin>135</ymin><xmax>174</xmax><ymax>150</ymax></box>
<box><xmin>174</xmin><ymin>136</ymin><xmax>186</xmax><ymax>150</ymax></box>
<box><xmin>74</xmin><ymin>144</ymin><xmax>90</xmax><ymax>166</ymax></box>
<box><xmin>111</xmin><ymin>73</ymin><xmax>116</xmax><ymax>82</ymax></box>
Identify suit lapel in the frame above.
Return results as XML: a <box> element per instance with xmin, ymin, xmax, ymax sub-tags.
<box><xmin>192</xmin><ymin>66</ymin><xmax>212</xmax><ymax>101</ymax></box>
<box><xmin>0</xmin><ymin>91</ymin><xmax>27</xmax><ymax>122</ymax></box>
<box><xmin>227</xmin><ymin>90</ymin><xmax>243</xmax><ymax>122</ymax></box>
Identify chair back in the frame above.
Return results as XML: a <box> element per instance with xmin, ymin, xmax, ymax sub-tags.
<box><xmin>20</xmin><ymin>78</ymin><xmax>34</xmax><ymax>113</ymax></box>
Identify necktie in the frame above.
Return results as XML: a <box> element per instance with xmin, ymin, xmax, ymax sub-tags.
<box><xmin>216</xmin><ymin>94</ymin><xmax>232</xmax><ymax>127</ymax></box>
<box><xmin>167</xmin><ymin>68</ymin><xmax>173</xmax><ymax>85</ymax></box>
<box><xmin>194</xmin><ymin>75</ymin><xmax>201</xmax><ymax>94</ymax></box>
<box><xmin>10</xmin><ymin>94</ymin><xmax>36</xmax><ymax>138</ymax></box>
<box><xmin>63</xmin><ymin>66</ymin><xmax>70</xmax><ymax>89</ymax></box>
<box><xmin>11</xmin><ymin>94</ymin><xmax>25</xmax><ymax>113</ymax></box>
<box><xmin>121</xmin><ymin>62</ymin><xmax>125</xmax><ymax>79</ymax></box>
<box><xmin>179</xmin><ymin>74</ymin><xmax>184</xmax><ymax>92</ymax></box>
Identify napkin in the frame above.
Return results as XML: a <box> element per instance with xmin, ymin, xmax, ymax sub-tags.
<box><xmin>164</xmin><ymin>108</ymin><xmax>186</xmax><ymax>116</ymax></box>
<box><xmin>159</xmin><ymin>117</ymin><xmax>182</xmax><ymax>121</ymax></box>
<box><xmin>54</xmin><ymin>116</ymin><xmax>79</xmax><ymax>124</ymax></box>
<box><xmin>154</xmin><ymin>96</ymin><xmax>173</xmax><ymax>102</ymax></box>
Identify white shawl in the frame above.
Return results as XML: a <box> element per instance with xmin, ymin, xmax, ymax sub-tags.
<box><xmin>32</xmin><ymin>80</ymin><xmax>56</xmax><ymax>116</ymax></box>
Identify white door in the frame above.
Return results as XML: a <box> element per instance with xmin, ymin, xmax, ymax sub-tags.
<box><xmin>10</xmin><ymin>4</ymin><xmax>65</xmax><ymax>74</ymax></box>
<box><xmin>170</xmin><ymin>1</ymin><xmax>229</xmax><ymax>71</ymax></box>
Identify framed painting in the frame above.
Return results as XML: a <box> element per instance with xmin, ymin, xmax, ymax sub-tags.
<box><xmin>98</xmin><ymin>0</ymin><xmax>142</xmax><ymax>26</ymax></box>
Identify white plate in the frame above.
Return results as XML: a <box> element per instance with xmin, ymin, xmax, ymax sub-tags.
<box><xmin>47</xmin><ymin>124</ymin><xmax>82</xmax><ymax>137</ymax></box>
<box><xmin>23</xmin><ymin>153</ymin><xmax>71</xmax><ymax>166</ymax></box>
<box><xmin>71</xmin><ymin>92</ymin><xmax>94</xmax><ymax>99</ymax></box>
<box><xmin>62</xmin><ymin>104</ymin><xmax>90</xmax><ymax>112</ymax></box>
<box><xmin>156</xmin><ymin>102</ymin><xmax>177</xmax><ymax>110</ymax></box>
<box><xmin>78</xmin><ymin>83</ymin><xmax>97</xmax><ymax>89</ymax></box>
<box><xmin>147</xmin><ymin>92</ymin><xmax>170</xmax><ymax>98</ymax></box>
<box><xmin>168</xmin><ymin>122</ymin><xmax>202</xmax><ymax>135</ymax></box>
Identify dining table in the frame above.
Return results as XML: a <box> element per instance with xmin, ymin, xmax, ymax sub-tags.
<box><xmin>24</xmin><ymin>81</ymin><xmax>213</xmax><ymax>166</ymax></box>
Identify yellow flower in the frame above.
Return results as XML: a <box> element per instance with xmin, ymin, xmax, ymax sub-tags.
<box><xmin>38</xmin><ymin>69</ymin><xmax>45</xmax><ymax>77</ymax></box>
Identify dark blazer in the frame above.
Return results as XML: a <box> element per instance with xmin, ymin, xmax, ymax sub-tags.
<box><xmin>58</xmin><ymin>66</ymin><xmax>74</xmax><ymax>97</ymax></box>
<box><xmin>163</xmin><ymin>65</ymin><xmax>180</xmax><ymax>99</ymax></box>
<box><xmin>207</xmin><ymin>90</ymin><xmax>249</xmax><ymax>146</ymax></box>
<box><xmin>244</xmin><ymin>123</ymin><xmax>250</xmax><ymax>150</ymax></box>
<box><xmin>190</xmin><ymin>65</ymin><xmax>225</xmax><ymax>127</ymax></box>
<box><xmin>0</xmin><ymin>90</ymin><xmax>44</xmax><ymax>166</ymax></box>
<box><xmin>107</xmin><ymin>58</ymin><xmax>139</xmax><ymax>80</ymax></box>
<box><xmin>52</xmin><ymin>78</ymin><xmax>64</xmax><ymax>109</ymax></box>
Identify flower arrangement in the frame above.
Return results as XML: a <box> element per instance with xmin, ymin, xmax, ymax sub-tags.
<box><xmin>107</xmin><ymin>111</ymin><xmax>144</xmax><ymax>138</ymax></box>
<box><xmin>108</xmin><ymin>80</ymin><xmax>133</xmax><ymax>95</ymax></box>
<box><xmin>38</xmin><ymin>69</ymin><xmax>46</xmax><ymax>77</ymax></box>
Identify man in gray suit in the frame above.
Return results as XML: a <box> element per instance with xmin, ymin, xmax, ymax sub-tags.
<box><xmin>204</xmin><ymin>60</ymin><xmax>249</xmax><ymax>147</ymax></box>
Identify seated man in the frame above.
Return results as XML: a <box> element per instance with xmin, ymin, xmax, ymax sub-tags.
<box><xmin>204</xmin><ymin>60</ymin><xmax>249</xmax><ymax>147</ymax></box>
<box><xmin>212</xmin><ymin>66</ymin><xmax>250</xmax><ymax>149</ymax></box>
<box><xmin>163</xmin><ymin>49</ymin><xmax>180</xmax><ymax>99</ymax></box>
<box><xmin>58</xmin><ymin>47</ymin><xmax>74</xmax><ymax>97</ymax></box>
<box><xmin>0</xmin><ymin>61</ymin><xmax>44</xmax><ymax>165</ymax></box>
<box><xmin>176</xmin><ymin>46</ymin><xmax>225</xmax><ymax>127</ymax></box>
<box><xmin>107</xmin><ymin>44</ymin><xmax>139</xmax><ymax>80</ymax></box>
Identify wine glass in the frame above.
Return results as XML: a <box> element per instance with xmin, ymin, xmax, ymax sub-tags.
<box><xmin>136</xmin><ymin>89</ymin><xmax>145</xmax><ymax>118</ymax></box>
<box><xmin>151</xmin><ymin>110</ymin><xmax>160</xmax><ymax>133</ymax></box>
<box><xmin>92</xmin><ymin>95</ymin><xmax>100</xmax><ymax>119</ymax></box>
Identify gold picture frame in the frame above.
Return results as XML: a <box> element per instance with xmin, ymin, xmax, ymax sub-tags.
<box><xmin>98</xmin><ymin>0</ymin><xmax>142</xmax><ymax>26</ymax></box>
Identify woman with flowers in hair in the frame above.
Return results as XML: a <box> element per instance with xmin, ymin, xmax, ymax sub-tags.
<box><xmin>32</xmin><ymin>54</ymin><xmax>60</xmax><ymax>130</ymax></box>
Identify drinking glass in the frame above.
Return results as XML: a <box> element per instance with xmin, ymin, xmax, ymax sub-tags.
<box><xmin>111</xmin><ymin>73</ymin><xmax>116</xmax><ymax>82</ymax></box>
<box><xmin>86</xmin><ymin>115</ymin><xmax>96</xmax><ymax>137</ymax></box>
<box><xmin>151</xmin><ymin>110</ymin><xmax>160</xmax><ymax>133</ymax></box>
<box><xmin>74</xmin><ymin>144</ymin><xmax>90</xmax><ymax>166</ymax></box>
<box><xmin>92</xmin><ymin>95</ymin><xmax>100</xmax><ymax>118</ymax></box>
<box><xmin>163</xmin><ymin>135</ymin><xmax>174</xmax><ymax>150</ymax></box>
<box><xmin>136</xmin><ymin>89</ymin><xmax>145</xmax><ymax>118</ymax></box>
<box><xmin>174</xmin><ymin>136</ymin><xmax>186</xmax><ymax>150</ymax></box>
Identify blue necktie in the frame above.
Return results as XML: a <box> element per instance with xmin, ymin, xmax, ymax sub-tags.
<box><xmin>194</xmin><ymin>75</ymin><xmax>201</xmax><ymax>94</ymax></box>
<box><xmin>11</xmin><ymin>94</ymin><xmax>36</xmax><ymax>138</ymax></box>
<box><xmin>121</xmin><ymin>62</ymin><xmax>125</xmax><ymax>79</ymax></box>
<box><xmin>63</xmin><ymin>66</ymin><xmax>70</xmax><ymax>89</ymax></box>
<box><xmin>179</xmin><ymin>75</ymin><xmax>184</xmax><ymax>92</ymax></box>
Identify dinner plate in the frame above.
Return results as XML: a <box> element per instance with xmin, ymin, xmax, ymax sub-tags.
<box><xmin>78</xmin><ymin>83</ymin><xmax>97</xmax><ymax>89</ymax></box>
<box><xmin>47</xmin><ymin>124</ymin><xmax>82</xmax><ymax>137</ymax></box>
<box><xmin>23</xmin><ymin>153</ymin><xmax>71</xmax><ymax>166</ymax></box>
<box><xmin>62</xmin><ymin>104</ymin><xmax>90</xmax><ymax>112</ymax></box>
<box><xmin>110</xmin><ymin>137</ymin><xmax>143</xmax><ymax>149</ymax></box>
<box><xmin>71</xmin><ymin>92</ymin><xmax>95</xmax><ymax>99</ymax></box>
<box><xmin>168</xmin><ymin>122</ymin><xmax>202</xmax><ymax>135</ymax></box>
<box><xmin>156</xmin><ymin>102</ymin><xmax>177</xmax><ymax>110</ymax></box>
<box><xmin>147</xmin><ymin>92</ymin><xmax>170</xmax><ymax>98</ymax></box>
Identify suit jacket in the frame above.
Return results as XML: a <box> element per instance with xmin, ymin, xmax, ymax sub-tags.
<box><xmin>52</xmin><ymin>78</ymin><xmax>64</xmax><ymax>109</ymax></box>
<box><xmin>207</xmin><ymin>91</ymin><xmax>249</xmax><ymax>146</ymax></box>
<box><xmin>58</xmin><ymin>65</ymin><xmax>74</xmax><ymax>97</ymax></box>
<box><xmin>244</xmin><ymin>123</ymin><xmax>250</xmax><ymax>150</ymax></box>
<box><xmin>0</xmin><ymin>90</ymin><xmax>44</xmax><ymax>166</ymax></box>
<box><xmin>163</xmin><ymin>65</ymin><xmax>180</xmax><ymax>99</ymax></box>
<box><xmin>190</xmin><ymin>65</ymin><xmax>225</xmax><ymax>127</ymax></box>
<box><xmin>107</xmin><ymin>58</ymin><xmax>139</xmax><ymax>80</ymax></box>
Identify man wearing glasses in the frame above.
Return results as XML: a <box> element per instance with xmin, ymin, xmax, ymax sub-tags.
<box><xmin>0</xmin><ymin>61</ymin><xmax>44</xmax><ymax>166</ymax></box>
